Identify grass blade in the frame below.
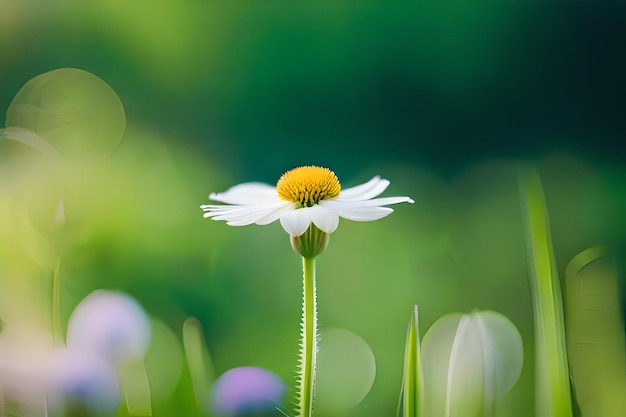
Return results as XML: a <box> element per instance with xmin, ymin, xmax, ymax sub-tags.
<box><xmin>182</xmin><ymin>316</ymin><xmax>216</xmax><ymax>410</ymax></box>
<box><xmin>118</xmin><ymin>359</ymin><xmax>153</xmax><ymax>416</ymax></box>
<box><xmin>519</xmin><ymin>165</ymin><xmax>573</xmax><ymax>417</ymax></box>
<box><xmin>397</xmin><ymin>305</ymin><xmax>423</xmax><ymax>417</ymax></box>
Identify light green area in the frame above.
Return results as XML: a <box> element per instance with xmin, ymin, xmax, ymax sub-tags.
<box><xmin>317</xmin><ymin>327</ymin><xmax>376</xmax><ymax>414</ymax></box>
<box><xmin>6</xmin><ymin>68</ymin><xmax>125</xmax><ymax>158</ymax></box>
<box><xmin>565</xmin><ymin>246</ymin><xmax>626</xmax><ymax>417</ymax></box>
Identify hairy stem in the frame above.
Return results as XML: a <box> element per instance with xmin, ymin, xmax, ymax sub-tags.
<box><xmin>296</xmin><ymin>256</ymin><xmax>318</xmax><ymax>417</ymax></box>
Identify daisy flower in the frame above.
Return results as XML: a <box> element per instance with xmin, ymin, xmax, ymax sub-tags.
<box><xmin>201</xmin><ymin>165</ymin><xmax>414</xmax><ymax>238</ymax></box>
<box><xmin>201</xmin><ymin>166</ymin><xmax>412</xmax><ymax>417</ymax></box>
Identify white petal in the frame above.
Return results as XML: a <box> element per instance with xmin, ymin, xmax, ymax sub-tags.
<box><xmin>322</xmin><ymin>203</ymin><xmax>394</xmax><ymax>221</ymax></box>
<box><xmin>254</xmin><ymin>202</ymin><xmax>297</xmax><ymax>225</ymax></box>
<box><xmin>337</xmin><ymin>176</ymin><xmax>389</xmax><ymax>201</ymax></box>
<box><xmin>279</xmin><ymin>209</ymin><xmax>313</xmax><ymax>236</ymax></box>
<box><xmin>308</xmin><ymin>205</ymin><xmax>340</xmax><ymax>233</ymax></box>
<box><xmin>209</xmin><ymin>183</ymin><xmax>279</xmax><ymax>205</ymax></box>
<box><xmin>279</xmin><ymin>205</ymin><xmax>340</xmax><ymax>235</ymax></box>
<box><xmin>203</xmin><ymin>202</ymin><xmax>292</xmax><ymax>226</ymax></box>
<box><xmin>324</xmin><ymin>197</ymin><xmax>414</xmax><ymax>209</ymax></box>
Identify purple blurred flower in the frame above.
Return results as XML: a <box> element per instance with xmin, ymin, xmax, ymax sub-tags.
<box><xmin>48</xmin><ymin>347</ymin><xmax>119</xmax><ymax>414</ymax></box>
<box><xmin>66</xmin><ymin>290</ymin><xmax>151</xmax><ymax>365</ymax></box>
<box><xmin>210</xmin><ymin>366</ymin><xmax>287</xmax><ymax>416</ymax></box>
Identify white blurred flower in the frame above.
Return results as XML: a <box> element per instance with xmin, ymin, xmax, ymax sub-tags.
<box><xmin>66</xmin><ymin>290</ymin><xmax>151</xmax><ymax>365</ymax></box>
<box><xmin>421</xmin><ymin>310</ymin><xmax>524</xmax><ymax>416</ymax></box>
<box><xmin>201</xmin><ymin>166</ymin><xmax>413</xmax><ymax>237</ymax></box>
<box><xmin>0</xmin><ymin>329</ymin><xmax>55</xmax><ymax>410</ymax></box>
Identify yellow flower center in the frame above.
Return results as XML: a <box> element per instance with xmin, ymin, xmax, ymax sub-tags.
<box><xmin>276</xmin><ymin>166</ymin><xmax>341</xmax><ymax>207</ymax></box>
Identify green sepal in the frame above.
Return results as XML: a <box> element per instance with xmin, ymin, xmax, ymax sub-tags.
<box><xmin>291</xmin><ymin>224</ymin><xmax>329</xmax><ymax>259</ymax></box>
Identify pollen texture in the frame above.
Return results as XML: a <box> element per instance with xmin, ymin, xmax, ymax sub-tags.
<box><xmin>276</xmin><ymin>166</ymin><xmax>341</xmax><ymax>206</ymax></box>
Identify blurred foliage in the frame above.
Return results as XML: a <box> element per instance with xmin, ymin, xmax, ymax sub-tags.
<box><xmin>1</xmin><ymin>1</ymin><xmax>625</xmax><ymax>180</ymax></box>
<box><xmin>0</xmin><ymin>1</ymin><xmax>625</xmax><ymax>417</ymax></box>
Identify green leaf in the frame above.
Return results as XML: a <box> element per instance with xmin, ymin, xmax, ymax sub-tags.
<box><xmin>519</xmin><ymin>165</ymin><xmax>573</xmax><ymax>417</ymax></box>
<box><xmin>397</xmin><ymin>305</ymin><xmax>424</xmax><ymax>417</ymax></box>
<box><xmin>6</xmin><ymin>67</ymin><xmax>125</xmax><ymax>158</ymax></box>
<box><xmin>565</xmin><ymin>246</ymin><xmax>626</xmax><ymax>417</ymax></box>
<box><xmin>421</xmin><ymin>310</ymin><xmax>523</xmax><ymax>417</ymax></box>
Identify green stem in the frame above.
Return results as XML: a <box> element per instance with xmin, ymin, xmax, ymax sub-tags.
<box><xmin>297</xmin><ymin>256</ymin><xmax>318</xmax><ymax>417</ymax></box>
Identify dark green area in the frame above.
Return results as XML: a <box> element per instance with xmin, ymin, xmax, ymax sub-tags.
<box><xmin>1</xmin><ymin>2</ymin><xmax>624</xmax><ymax>181</ymax></box>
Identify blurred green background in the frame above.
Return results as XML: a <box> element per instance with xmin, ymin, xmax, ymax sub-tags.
<box><xmin>1</xmin><ymin>1</ymin><xmax>625</xmax><ymax>416</ymax></box>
